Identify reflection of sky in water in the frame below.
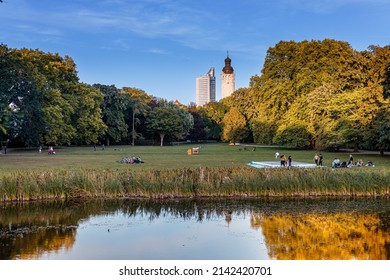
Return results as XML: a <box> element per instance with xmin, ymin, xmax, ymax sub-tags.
<box><xmin>39</xmin><ymin>211</ymin><xmax>268</xmax><ymax>260</ymax></box>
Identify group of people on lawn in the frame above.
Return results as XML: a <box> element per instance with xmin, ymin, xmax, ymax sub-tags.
<box><xmin>274</xmin><ymin>152</ymin><xmax>374</xmax><ymax>168</ymax></box>
<box><xmin>313</xmin><ymin>154</ymin><xmax>324</xmax><ymax>166</ymax></box>
<box><xmin>332</xmin><ymin>154</ymin><xmax>374</xmax><ymax>168</ymax></box>
<box><xmin>119</xmin><ymin>156</ymin><xmax>144</xmax><ymax>164</ymax></box>
<box><xmin>275</xmin><ymin>152</ymin><xmax>293</xmax><ymax>167</ymax></box>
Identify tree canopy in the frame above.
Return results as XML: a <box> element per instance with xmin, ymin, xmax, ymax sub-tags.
<box><xmin>1</xmin><ymin>40</ymin><xmax>390</xmax><ymax>153</ymax></box>
<box><xmin>143</xmin><ymin>100</ymin><xmax>193</xmax><ymax>146</ymax></box>
<box><xmin>0</xmin><ymin>44</ymin><xmax>106</xmax><ymax>146</ymax></box>
<box><xmin>239</xmin><ymin>39</ymin><xmax>390</xmax><ymax>151</ymax></box>
<box><xmin>222</xmin><ymin>107</ymin><xmax>247</xmax><ymax>144</ymax></box>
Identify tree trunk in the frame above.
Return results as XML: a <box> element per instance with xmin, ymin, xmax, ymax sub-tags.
<box><xmin>311</xmin><ymin>139</ymin><xmax>316</xmax><ymax>149</ymax></box>
<box><xmin>132</xmin><ymin>109</ymin><xmax>135</xmax><ymax>146</ymax></box>
<box><xmin>159</xmin><ymin>133</ymin><xmax>165</xmax><ymax>147</ymax></box>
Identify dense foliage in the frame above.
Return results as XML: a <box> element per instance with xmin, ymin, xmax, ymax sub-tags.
<box><xmin>0</xmin><ymin>45</ymin><xmax>193</xmax><ymax>147</ymax></box>
<box><xmin>226</xmin><ymin>40</ymin><xmax>390</xmax><ymax>152</ymax></box>
<box><xmin>0</xmin><ymin>45</ymin><xmax>107</xmax><ymax>146</ymax></box>
<box><xmin>1</xmin><ymin>39</ymin><xmax>390</xmax><ymax>152</ymax></box>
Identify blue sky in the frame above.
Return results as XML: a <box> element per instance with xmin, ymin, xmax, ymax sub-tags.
<box><xmin>1</xmin><ymin>0</ymin><xmax>390</xmax><ymax>105</ymax></box>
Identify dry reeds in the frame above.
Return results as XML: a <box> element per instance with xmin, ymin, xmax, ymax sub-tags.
<box><xmin>0</xmin><ymin>167</ymin><xmax>389</xmax><ymax>202</ymax></box>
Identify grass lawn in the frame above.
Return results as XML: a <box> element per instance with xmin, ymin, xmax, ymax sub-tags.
<box><xmin>0</xmin><ymin>143</ymin><xmax>389</xmax><ymax>174</ymax></box>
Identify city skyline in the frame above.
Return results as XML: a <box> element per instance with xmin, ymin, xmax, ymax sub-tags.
<box><xmin>1</xmin><ymin>0</ymin><xmax>390</xmax><ymax>105</ymax></box>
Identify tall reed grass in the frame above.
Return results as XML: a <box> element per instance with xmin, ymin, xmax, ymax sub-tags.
<box><xmin>0</xmin><ymin>167</ymin><xmax>389</xmax><ymax>202</ymax></box>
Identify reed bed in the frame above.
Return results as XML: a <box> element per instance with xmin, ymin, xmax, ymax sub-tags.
<box><xmin>0</xmin><ymin>167</ymin><xmax>389</xmax><ymax>202</ymax></box>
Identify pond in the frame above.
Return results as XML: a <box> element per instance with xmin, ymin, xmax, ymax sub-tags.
<box><xmin>0</xmin><ymin>198</ymin><xmax>389</xmax><ymax>260</ymax></box>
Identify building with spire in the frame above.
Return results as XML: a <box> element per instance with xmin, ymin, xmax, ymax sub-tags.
<box><xmin>196</xmin><ymin>67</ymin><xmax>216</xmax><ymax>106</ymax></box>
<box><xmin>221</xmin><ymin>52</ymin><xmax>235</xmax><ymax>99</ymax></box>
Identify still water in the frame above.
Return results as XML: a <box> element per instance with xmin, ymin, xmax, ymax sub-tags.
<box><xmin>1</xmin><ymin>198</ymin><xmax>389</xmax><ymax>260</ymax></box>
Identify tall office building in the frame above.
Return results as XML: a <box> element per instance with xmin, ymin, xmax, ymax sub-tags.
<box><xmin>196</xmin><ymin>67</ymin><xmax>216</xmax><ymax>106</ymax></box>
<box><xmin>221</xmin><ymin>53</ymin><xmax>235</xmax><ymax>99</ymax></box>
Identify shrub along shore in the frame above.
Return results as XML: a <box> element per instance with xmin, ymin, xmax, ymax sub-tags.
<box><xmin>1</xmin><ymin>167</ymin><xmax>389</xmax><ymax>202</ymax></box>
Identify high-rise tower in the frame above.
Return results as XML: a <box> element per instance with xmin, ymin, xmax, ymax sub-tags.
<box><xmin>196</xmin><ymin>67</ymin><xmax>216</xmax><ymax>106</ymax></box>
<box><xmin>221</xmin><ymin>52</ymin><xmax>235</xmax><ymax>99</ymax></box>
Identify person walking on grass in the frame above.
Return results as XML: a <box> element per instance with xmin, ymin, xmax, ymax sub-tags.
<box><xmin>314</xmin><ymin>154</ymin><xmax>319</xmax><ymax>166</ymax></box>
<box><xmin>288</xmin><ymin>155</ymin><xmax>292</xmax><ymax>168</ymax></box>
<box><xmin>319</xmin><ymin>154</ymin><xmax>324</xmax><ymax>166</ymax></box>
<box><xmin>280</xmin><ymin>154</ymin><xmax>286</xmax><ymax>167</ymax></box>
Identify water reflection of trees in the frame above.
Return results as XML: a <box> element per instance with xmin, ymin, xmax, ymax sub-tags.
<box><xmin>0</xmin><ymin>198</ymin><xmax>247</xmax><ymax>259</ymax></box>
<box><xmin>250</xmin><ymin>212</ymin><xmax>390</xmax><ymax>260</ymax></box>
<box><xmin>1</xmin><ymin>227</ymin><xmax>76</xmax><ymax>259</ymax></box>
<box><xmin>0</xmin><ymin>201</ymin><xmax>84</xmax><ymax>259</ymax></box>
<box><xmin>119</xmin><ymin>198</ymin><xmax>251</xmax><ymax>222</ymax></box>
<box><xmin>1</xmin><ymin>198</ymin><xmax>389</xmax><ymax>260</ymax></box>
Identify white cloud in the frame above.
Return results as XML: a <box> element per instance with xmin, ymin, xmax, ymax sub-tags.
<box><xmin>2</xmin><ymin>0</ymin><xmax>255</xmax><ymax>53</ymax></box>
<box><xmin>144</xmin><ymin>48</ymin><xmax>170</xmax><ymax>55</ymax></box>
<box><xmin>12</xmin><ymin>0</ymin><xmax>217</xmax><ymax>49</ymax></box>
<box><xmin>10</xmin><ymin>0</ymin><xmax>374</xmax><ymax>55</ymax></box>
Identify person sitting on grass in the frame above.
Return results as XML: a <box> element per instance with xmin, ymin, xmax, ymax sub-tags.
<box><xmin>134</xmin><ymin>156</ymin><xmax>144</xmax><ymax>163</ymax></box>
<box><xmin>120</xmin><ymin>156</ymin><xmax>144</xmax><ymax>164</ymax></box>
<box><xmin>48</xmin><ymin>146</ymin><xmax>55</xmax><ymax>155</ymax></box>
<box><xmin>332</xmin><ymin>158</ymin><xmax>341</xmax><ymax>168</ymax></box>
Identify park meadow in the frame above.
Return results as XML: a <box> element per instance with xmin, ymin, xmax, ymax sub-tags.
<box><xmin>0</xmin><ymin>143</ymin><xmax>389</xmax><ymax>202</ymax></box>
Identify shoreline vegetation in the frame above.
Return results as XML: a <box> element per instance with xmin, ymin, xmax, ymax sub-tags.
<box><xmin>1</xmin><ymin>144</ymin><xmax>389</xmax><ymax>202</ymax></box>
<box><xmin>1</xmin><ymin>167</ymin><xmax>389</xmax><ymax>202</ymax></box>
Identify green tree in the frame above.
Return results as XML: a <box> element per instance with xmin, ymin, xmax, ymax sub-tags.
<box><xmin>326</xmin><ymin>87</ymin><xmax>382</xmax><ymax>151</ymax></box>
<box><xmin>165</xmin><ymin>100</ymin><xmax>193</xmax><ymax>140</ymax></box>
<box><xmin>367</xmin><ymin>45</ymin><xmax>390</xmax><ymax>98</ymax></box>
<box><xmin>250</xmin><ymin>119</ymin><xmax>276</xmax><ymax>145</ymax></box>
<box><xmin>304</xmin><ymin>83</ymin><xmax>340</xmax><ymax>149</ymax></box>
<box><xmin>201</xmin><ymin>101</ymin><xmax>227</xmax><ymax>140</ymax></box>
<box><xmin>222</xmin><ymin>107</ymin><xmax>248</xmax><ymax>144</ymax></box>
<box><xmin>6</xmin><ymin>50</ymin><xmax>46</xmax><ymax>146</ymax></box>
<box><xmin>194</xmin><ymin>106</ymin><xmax>221</xmax><ymax>140</ymax></box>
<box><xmin>0</xmin><ymin>45</ymin><xmax>10</xmax><ymax>129</ymax></box>
<box><xmin>203</xmin><ymin>101</ymin><xmax>228</xmax><ymax>126</ymax></box>
<box><xmin>0</xmin><ymin>110</ymin><xmax>13</xmax><ymax>142</ymax></box>
<box><xmin>273</xmin><ymin>125</ymin><xmax>312</xmax><ymax>148</ymax></box>
<box><xmin>248</xmin><ymin>39</ymin><xmax>390</xmax><ymax>150</ymax></box>
<box><xmin>94</xmin><ymin>84</ymin><xmax>128</xmax><ymax>145</ymax></box>
<box><xmin>221</xmin><ymin>88</ymin><xmax>257</xmax><ymax>120</ymax></box>
<box><xmin>250</xmin><ymin>39</ymin><xmax>357</xmax><ymax>126</ymax></box>
<box><xmin>0</xmin><ymin>45</ymin><xmax>82</xmax><ymax>146</ymax></box>
<box><xmin>72</xmin><ymin>83</ymin><xmax>107</xmax><ymax>144</ymax></box>
<box><xmin>43</xmin><ymin>88</ymin><xmax>76</xmax><ymax>145</ymax></box>
<box><xmin>0</xmin><ymin>45</ymin><xmax>110</xmax><ymax>146</ymax></box>
<box><xmin>151</xmin><ymin>99</ymin><xmax>194</xmax><ymax>141</ymax></box>
<box><xmin>146</xmin><ymin>106</ymin><xmax>183</xmax><ymax>146</ymax></box>
<box><xmin>366</xmin><ymin>106</ymin><xmax>390</xmax><ymax>155</ymax></box>
<box><xmin>0</xmin><ymin>45</ymin><xmax>15</xmax><ymax>137</ymax></box>
<box><xmin>187</xmin><ymin>105</ymin><xmax>207</xmax><ymax>141</ymax></box>
<box><xmin>121</xmin><ymin>87</ymin><xmax>152</xmax><ymax>145</ymax></box>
